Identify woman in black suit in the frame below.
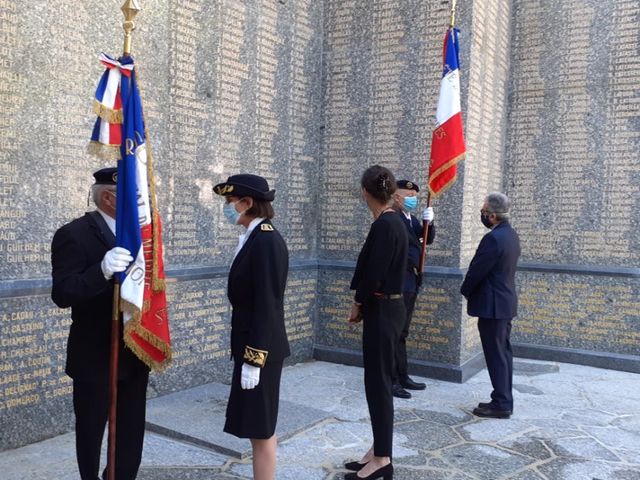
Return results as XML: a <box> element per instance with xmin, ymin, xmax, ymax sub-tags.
<box><xmin>214</xmin><ymin>174</ymin><xmax>290</xmax><ymax>480</ymax></box>
<box><xmin>345</xmin><ymin>165</ymin><xmax>407</xmax><ymax>480</ymax></box>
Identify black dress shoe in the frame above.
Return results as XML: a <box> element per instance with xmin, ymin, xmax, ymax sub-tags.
<box><xmin>392</xmin><ymin>384</ymin><xmax>411</xmax><ymax>399</ymax></box>
<box><xmin>344</xmin><ymin>462</ymin><xmax>393</xmax><ymax>479</ymax></box>
<box><xmin>472</xmin><ymin>405</ymin><xmax>512</xmax><ymax>419</ymax></box>
<box><xmin>345</xmin><ymin>460</ymin><xmax>368</xmax><ymax>471</ymax></box>
<box><xmin>400</xmin><ymin>377</ymin><xmax>426</xmax><ymax>390</ymax></box>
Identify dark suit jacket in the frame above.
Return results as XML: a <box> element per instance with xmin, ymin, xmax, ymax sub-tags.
<box><xmin>351</xmin><ymin>212</ymin><xmax>408</xmax><ymax>304</ymax></box>
<box><xmin>398</xmin><ymin>211</ymin><xmax>435</xmax><ymax>293</ymax></box>
<box><xmin>460</xmin><ymin>222</ymin><xmax>521</xmax><ymax>319</ymax></box>
<box><xmin>227</xmin><ymin>219</ymin><xmax>290</xmax><ymax>368</ymax></box>
<box><xmin>51</xmin><ymin>212</ymin><xmax>148</xmax><ymax>381</ymax></box>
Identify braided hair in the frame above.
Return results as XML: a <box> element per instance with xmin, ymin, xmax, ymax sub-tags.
<box><xmin>361</xmin><ymin>165</ymin><xmax>397</xmax><ymax>203</ymax></box>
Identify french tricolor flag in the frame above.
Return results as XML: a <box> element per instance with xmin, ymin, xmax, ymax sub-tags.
<box><xmin>428</xmin><ymin>28</ymin><xmax>466</xmax><ymax>196</ymax></box>
<box><xmin>89</xmin><ymin>53</ymin><xmax>172</xmax><ymax>371</ymax></box>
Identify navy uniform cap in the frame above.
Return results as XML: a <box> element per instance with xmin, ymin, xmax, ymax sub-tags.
<box><xmin>213</xmin><ymin>174</ymin><xmax>275</xmax><ymax>202</ymax></box>
<box><xmin>93</xmin><ymin>167</ymin><xmax>117</xmax><ymax>185</ymax></box>
<box><xmin>397</xmin><ymin>179</ymin><xmax>419</xmax><ymax>192</ymax></box>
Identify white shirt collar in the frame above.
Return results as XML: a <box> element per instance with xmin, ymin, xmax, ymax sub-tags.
<box><xmin>233</xmin><ymin>217</ymin><xmax>266</xmax><ymax>261</ymax></box>
<box><xmin>246</xmin><ymin>217</ymin><xmax>266</xmax><ymax>236</ymax></box>
<box><xmin>96</xmin><ymin>208</ymin><xmax>116</xmax><ymax>236</ymax></box>
<box><xmin>402</xmin><ymin>210</ymin><xmax>411</xmax><ymax>220</ymax></box>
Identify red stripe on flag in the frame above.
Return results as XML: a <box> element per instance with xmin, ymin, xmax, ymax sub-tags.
<box><xmin>428</xmin><ymin>112</ymin><xmax>466</xmax><ymax>196</ymax></box>
<box><xmin>109</xmin><ymin>122</ymin><xmax>121</xmax><ymax>146</ymax></box>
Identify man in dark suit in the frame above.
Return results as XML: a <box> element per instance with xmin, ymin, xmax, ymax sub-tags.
<box><xmin>391</xmin><ymin>180</ymin><xmax>436</xmax><ymax>399</ymax></box>
<box><xmin>461</xmin><ymin>192</ymin><xmax>520</xmax><ymax>419</ymax></box>
<box><xmin>51</xmin><ymin>168</ymin><xmax>149</xmax><ymax>480</ymax></box>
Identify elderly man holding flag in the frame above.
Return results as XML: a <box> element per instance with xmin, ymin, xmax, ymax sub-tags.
<box><xmin>51</xmin><ymin>3</ymin><xmax>171</xmax><ymax>477</ymax></box>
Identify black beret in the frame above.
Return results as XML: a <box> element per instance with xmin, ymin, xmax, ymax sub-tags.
<box><xmin>213</xmin><ymin>174</ymin><xmax>275</xmax><ymax>202</ymax></box>
<box><xmin>396</xmin><ymin>179</ymin><xmax>419</xmax><ymax>192</ymax></box>
<box><xmin>93</xmin><ymin>167</ymin><xmax>117</xmax><ymax>185</ymax></box>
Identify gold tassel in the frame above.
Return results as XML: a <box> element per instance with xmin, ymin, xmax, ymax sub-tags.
<box><xmin>93</xmin><ymin>100</ymin><xmax>123</xmax><ymax>124</ymax></box>
<box><xmin>87</xmin><ymin>141</ymin><xmax>121</xmax><ymax>161</ymax></box>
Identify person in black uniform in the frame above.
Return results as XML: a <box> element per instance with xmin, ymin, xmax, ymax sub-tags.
<box><xmin>344</xmin><ymin>165</ymin><xmax>407</xmax><ymax>480</ymax></box>
<box><xmin>461</xmin><ymin>192</ymin><xmax>520</xmax><ymax>419</ymax></box>
<box><xmin>51</xmin><ymin>168</ymin><xmax>149</xmax><ymax>480</ymax></box>
<box><xmin>391</xmin><ymin>180</ymin><xmax>436</xmax><ymax>399</ymax></box>
<box><xmin>213</xmin><ymin>174</ymin><xmax>290</xmax><ymax>480</ymax></box>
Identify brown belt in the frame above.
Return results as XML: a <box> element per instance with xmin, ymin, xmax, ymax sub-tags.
<box><xmin>373</xmin><ymin>293</ymin><xmax>403</xmax><ymax>300</ymax></box>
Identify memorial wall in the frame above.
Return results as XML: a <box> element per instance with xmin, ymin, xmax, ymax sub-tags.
<box><xmin>0</xmin><ymin>0</ymin><xmax>638</xmax><ymax>451</ymax></box>
<box><xmin>505</xmin><ymin>0</ymin><xmax>640</xmax><ymax>366</ymax></box>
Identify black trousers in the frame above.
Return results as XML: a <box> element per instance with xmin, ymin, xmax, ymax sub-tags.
<box><xmin>393</xmin><ymin>291</ymin><xmax>417</xmax><ymax>384</ymax></box>
<box><xmin>477</xmin><ymin>318</ymin><xmax>513</xmax><ymax>411</ymax></box>
<box><xmin>73</xmin><ymin>372</ymin><xmax>149</xmax><ymax>480</ymax></box>
<box><xmin>362</xmin><ymin>297</ymin><xmax>404</xmax><ymax>457</ymax></box>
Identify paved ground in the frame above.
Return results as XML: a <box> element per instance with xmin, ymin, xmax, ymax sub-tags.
<box><xmin>1</xmin><ymin>359</ymin><xmax>639</xmax><ymax>479</ymax></box>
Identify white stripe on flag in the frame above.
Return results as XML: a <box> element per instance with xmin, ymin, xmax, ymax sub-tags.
<box><xmin>135</xmin><ymin>143</ymin><xmax>152</xmax><ymax>227</ymax></box>
<box><xmin>435</xmin><ymin>69</ymin><xmax>462</xmax><ymax>127</ymax></box>
<box><xmin>121</xmin><ymin>245</ymin><xmax>145</xmax><ymax>319</ymax></box>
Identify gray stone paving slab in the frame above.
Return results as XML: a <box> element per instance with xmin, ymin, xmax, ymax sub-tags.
<box><xmin>440</xmin><ymin>443</ymin><xmax>534</xmax><ymax>479</ymax></box>
<box><xmin>497</xmin><ymin>437</ymin><xmax>553</xmax><ymax>461</ymax></box>
<box><xmin>145</xmin><ymin>381</ymin><xmax>331</xmax><ymax>458</ymax></box>
<box><xmin>2</xmin><ymin>360</ymin><xmax>640</xmax><ymax>480</ymax></box>
<box><xmin>394</xmin><ymin>419</ymin><xmax>463</xmax><ymax>452</ymax></box>
<box><xmin>582</xmin><ymin>425</ymin><xmax>640</xmax><ymax>450</ymax></box>
<box><xmin>550</xmin><ymin>436</ymin><xmax>621</xmax><ymax>462</ymax></box>
<box><xmin>538</xmin><ymin>458</ymin><xmax>640</xmax><ymax>480</ymax></box>
<box><xmin>458</xmin><ymin>418</ymin><xmax>533</xmax><ymax>443</ymax></box>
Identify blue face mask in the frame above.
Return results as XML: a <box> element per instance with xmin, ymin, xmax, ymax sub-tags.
<box><xmin>403</xmin><ymin>196</ymin><xmax>418</xmax><ymax>212</ymax></box>
<box><xmin>223</xmin><ymin>201</ymin><xmax>241</xmax><ymax>225</ymax></box>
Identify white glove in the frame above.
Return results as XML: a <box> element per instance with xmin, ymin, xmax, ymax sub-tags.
<box><xmin>422</xmin><ymin>207</ymin><xmax>434</xmax><ymax>223</ymax></box>
<box><xmin>241</xmin><ymin>363</ymin><xmax>261</xmax><ymax>390</ymax></box>
<box><xmin>101</xmin><ymin>247</ymin><xmax>133</xmax><ymax>280</ymax></box>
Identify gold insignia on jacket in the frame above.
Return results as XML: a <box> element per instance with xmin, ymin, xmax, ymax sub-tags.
<box><xmin>244</xmin><ymin>346</ymin><xmax>268</xmax><ymax>367</ymax></box>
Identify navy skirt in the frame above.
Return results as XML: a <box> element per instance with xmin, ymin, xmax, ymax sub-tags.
<box><xmin>224</xmin><ymin>359</ymin><xmax>284</xmax><ymax>439</ymax></box>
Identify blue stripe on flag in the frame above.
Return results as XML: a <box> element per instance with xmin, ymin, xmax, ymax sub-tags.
<box><xmin>442</xmin><ymin>28</ymin><xmax>461</xmax><ymax>77</ymax></box>
<box><xmin>115</xmin><ymin>56</ymin><xmax>143</xmax><ymax>282</ymax></box>
<box><xmin>94</xmin><ymin>69</ymin><xmax>110</xmax><ymax>103</ymax></box>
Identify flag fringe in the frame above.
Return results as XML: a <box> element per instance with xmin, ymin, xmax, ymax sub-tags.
<box><xmin>93</xmin><ymin>100</ymin><xmax>123</xmax><ymax>124</ymax></box>
<box><xmin>428</xmin><ymin>151</ymin><xmax>465</xmax><ymax>184</ymax></box>
<box><xmin>87</xmin><ymin>141</ymin><xmax>121</xmax><ymax>161</ymax></box>
<box><xmin>429</xmin><ymin>172</ymin><xmax>459</xmax><ymax>197</ymax></box>
<box><xmin>121</xmin><ymin>299</ymin><xmax>172</xmax><ymax>372</ymax></box>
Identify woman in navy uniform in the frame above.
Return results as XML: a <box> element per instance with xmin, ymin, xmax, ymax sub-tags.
<box><xmin>345</xmin><ymin>165</ymin><xmax>408</xmax><ymax>480</ymax></box>
<box><xmin>214</xmin><ymin>174</ymin><xmax>290</xmax><ymax>480</ymax></box>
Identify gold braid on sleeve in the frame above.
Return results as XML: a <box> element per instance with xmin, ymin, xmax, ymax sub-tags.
<box><xmin>243</xmin><ymin>346</ymin><xmax>268</xmax><ymax>368</ymax></box>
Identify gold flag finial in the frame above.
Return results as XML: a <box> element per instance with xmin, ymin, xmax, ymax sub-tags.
<box><xmin>121</xmin><ymin>0</ymin><xmax>141</xmax><ymax>56</ymax></box>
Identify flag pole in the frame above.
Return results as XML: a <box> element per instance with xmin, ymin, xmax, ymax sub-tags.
<box><xmin>107</xmin><ymin>3</ymin><xmax>141</xmax><ymax>480</ymax></box>
<box><xmin>418</xmin><ymin>0</ymin><xmax>458</xmax><ymax>275</ymax></box>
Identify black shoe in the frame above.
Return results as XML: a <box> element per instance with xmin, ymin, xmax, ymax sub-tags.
<box><xmin>392</xmin><ymin>384</ymin><xmax>411</xmax><ymax>399</ymax></box>
<box><xmin>400</xmin><ymin>377</ymin><xmax>426</xmax><ymax>390</ymax></box>
<box><xmin>477</xmin><ymin>401</ymin><xmax>493</xmax><ymax>408</ymax></box>
<box><xmin>472</xmin><ymin>405</ymin><xmax>512</xmax><ymax>419</ymax></box>
<box><xmin>345</xmin><ymin>460</ymin><xmax>368</xmax><ymax>471</ymax></box>
<box><xmin>344</xmin><ymin>462</ymin><xmax>393</xmax><ymax>479</ymax></box>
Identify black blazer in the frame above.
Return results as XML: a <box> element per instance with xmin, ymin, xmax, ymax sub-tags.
<box><xmin>51</xmin><ymin>212</ymin><xmax>147</xmax><ymax>381</ymax></box>
<box><xmin>227</xmin><ymin>219</ymin><xmax>290</xmax><ymax>368</ymax></box>
<box><xmin>460</xmin><ymin>222</ymin><xmax>521</xmax><ymax>319</ymax></box>
<box><xmin>351</xmin><ymin>212</ymin><xmax>408</xmax><ymax>304</ymax></box>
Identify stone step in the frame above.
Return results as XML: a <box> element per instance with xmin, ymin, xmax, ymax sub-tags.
<box><xmin>145</xmin><ymin>381</ymin><xmax>333</xmax><ymax>459</ymax></box>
